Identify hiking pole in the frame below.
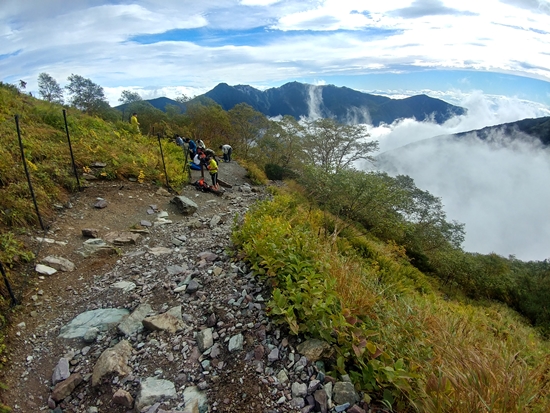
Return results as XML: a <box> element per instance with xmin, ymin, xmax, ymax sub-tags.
<box><xmin>15</xmin><ymin>115</ymin><xmax>45</xmax><ymax>230</ymax></box>
<box><xmin>62</xmin><ymin>109</ymin><xmax>81</xmax><ymax>191</ymax></box>
<box><xmin>157</xmin><ymin>133</ymin><xmax>170</xmax><ymax>188</ymax></box>
<box><xmin>0</xmin><ymin>261</ymin><xmax>18</xmax><ymax>307</ymax></box>
<box><xmin>183</xmin><ymin>143</ymin><xmax>191</xmax><ymax>183</ymax></box>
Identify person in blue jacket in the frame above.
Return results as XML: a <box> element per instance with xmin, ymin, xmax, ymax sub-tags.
<box><xmin>185</xmin><ymin>137</ymin><xmax>197</xmax><ymax>158</ymax></box>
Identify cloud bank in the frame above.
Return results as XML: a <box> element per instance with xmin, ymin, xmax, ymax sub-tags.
<box><xmin>369</xmin><ymin>93</ymin><xmax>550</xmax><ymax>261</ymax></box>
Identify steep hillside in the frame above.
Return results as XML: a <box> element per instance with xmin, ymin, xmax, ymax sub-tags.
<box><xmin>453</xmin><ymin>115</ymin><xmax>550</xmax><ymax>145</ymax></box>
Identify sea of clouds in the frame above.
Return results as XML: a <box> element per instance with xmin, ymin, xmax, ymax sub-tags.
<box><xmin>363</xmin><ymin>91</ymin><xmax>550</xmax><ymax>261</ymax></box>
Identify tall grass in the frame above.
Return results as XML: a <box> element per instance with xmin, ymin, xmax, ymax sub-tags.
<box><xmin>0</xmin><ymin>85</ymin><xmax>188</xmax><ymax>229</ymax></box>
<box><xmin>232</xmin><ymin>188</ymin><xmax>550</xmax><ymax>411</ymax></box>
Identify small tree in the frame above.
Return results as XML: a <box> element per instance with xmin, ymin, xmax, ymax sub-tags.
<box><xmin>303</xmin><ymin>118</ymin><xmax>378</xmax><ymax>173</ymax></box>
<box><xmin>38</xmin><ymin>73</ymin><xmax>64</xmax><ymax>104</ymax></box>
<box><xmin>256</xmin><ymin>115</ymin><xmax>304</xmax><ymax>172</ymax></box>
<box><xmin>119</xmin><ymin>90</ymin><xmax>142</xmax><ymax>104</ymax></box>
<box><xmin>65</xmin><ymin>74</ymin><xmax>108</xmax><ymax>114</ymax></box>
<box><xmin>228</xmin><ymin>103</ymin><xmax>269</xmax><ymax>158</ymax></box>
<box><xmin>186</xmin><ymin>99</ymin><xmax>232</xmax><ymax>149</ymax></box>
<box><xmin>175</xmin><ymin>93</ymin><xmax>191</xmax><ymax>103</ymax></box>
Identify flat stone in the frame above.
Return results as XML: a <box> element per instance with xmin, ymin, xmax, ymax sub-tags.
<box><xmin>51</xmin><ymin>373</ymin><xmax>83</xmax><ymax>402</ymax></box>
<box><xmin>333</xmin><ymin>381</ymin><xmax>359</xmax><ymax>405</ymax></box>
<box><xmin>197</xmin><ymin>251</ymin><xmax>218</xmax><ymax>262</ymax></box>
<box><xmin>292</xmin><ymin>382</ymin><xmax>307</xmax><ymax>398</ymax></box>
<box><xmin>196</xmin><ymin>328</ymin><xmax>213</xmax><ymax>352</ymax></box>
<box><xmin>166</xmin><ymin>265</ymin><xmax>187</xmax><ymax>275</ymax></box>
<box><xmin>35</xmin><ymin>264</ymin><xmax>57</xmax><ymax>276</ymax></box>
<box><xmin>41</xmin><ymin>256</ymin><xmax>75</xmax><ymax>272</ymax></box>
<box><xmin>296</xmin><ymin>339</ymin><xmax>333</xmax><ymax>362</ymax></box>
<box><xmin>118</xmin><ymin>303</ymin><xmax>152</xmax><ymax>336</ymax></box>
<box><xmin>135</xmin><ymin>377</ymin><xmax>176</xmax><ymax>412</ymax></box>
<box><xmin>59</xmin><ymin>308</ymin><xmax>130</xmax><ymax>339</ymax></box>
<box><xmin>186</xmin><ymin>279</ymin><xmax>200</xmax><ymax>294</ymax></box>
<box><xmin>52</xmin><ymin>358</ymin><xmax>70</xmax><ymax>385</ymax></box>
<box><xmin>183</xmin><ymin>386</ymin><xmax>207</xmax><ymax>412</ymax></box>
<box><xmin>94</xmin><ymin>199</ymin><xmax>107</xmax><ymax>209</ymax></box>
<box><xmin>81</xmin><ymin>228</ymin><xmax>99</xmax><ymax>238</ymax></box>
<box><xmin>143</xmin><ymin>310</ymin><xmax>186</xmax><ymax>334</ymax></box>
<box><xmin>111</xmin><ymin>281</ymin><xmax>136</xmax><ymax>293</ymax></box>
<box><xmin>148</xmin><ymin>247</ymin><xmax>172</xmax><ymax>256</ymax></box>
<box><xmin>112</xmin><ymin>388</ymin><xmax>134</xmax><ymax>408</ymax></box>
<box><xmin>228</xmin><ymin>333</ymin><xmax>243</xmax><ymax>352</ymax></box>
<box><xmin>104</xmin><ymin>231</ymin><xmax>141</xmax><ymax>245</ymax></box>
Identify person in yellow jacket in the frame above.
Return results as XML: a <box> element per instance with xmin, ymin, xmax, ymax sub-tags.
<box><xmin>130</xmin><ymin>112</ymin><xmax>140</xmax><ymax>133</ymax></box>
<box><xmin>206</xmin><ymin>155</ymin><xmax>219</xmax><ymax>190</ymax></box>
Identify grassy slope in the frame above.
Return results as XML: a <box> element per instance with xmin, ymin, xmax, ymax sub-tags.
<box><xmin>231</xmin><ymin>188</ymin><xmax>550</xmax><ymax>412</ymax></box>
<box><xmin>0</xmin><ymin>85</ymin><xmax>188</xmax><ymax>230</ymax></box>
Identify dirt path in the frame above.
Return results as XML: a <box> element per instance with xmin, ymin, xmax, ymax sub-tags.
<box><xmin>0</xmin><ymin>160</ymin><xmax>365</xmax><ymax>413</ymax></box>
<box><xmin>0</xmin><ymin>161</ymin><xmax>290</xmax><ymax>412</ymax></box>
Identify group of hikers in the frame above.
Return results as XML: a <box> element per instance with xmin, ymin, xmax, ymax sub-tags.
<box><xmin>129</xmin><ymin>113</ymin><xmax>232</xmax><ymax>192</ymax></box>
<box><xmin>174</xmin><ymin>135</ymin><xmax>232</xmax><ymax>191</ymax></box>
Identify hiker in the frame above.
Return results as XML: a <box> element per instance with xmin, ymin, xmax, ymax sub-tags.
<box><xmin>206</xmin><ymin>153</ymin><xmax>219</xmax><ymax>190</ymax></box>
<box><xmin>130</xmin><ymin>112</ymin><xmax>140</xmax><ymax>133</ymax></box>
<box><xmin>197</xmin><ymin>139</ymin><xmax>206</xmax><ymax>150</ymax></box>
<box><xmin>185</xmin><ymin>137</ymin><xmax>197</xmax><ymax>157</ymax></box>
<box><xmin>175</xmin><ymin>135</ymin><xmax>184</xmax><ymax>147</ymax></box>
<box><xmin>190</xmin><ymin>152</ymin><xmax>201</xmax><ymax>170</ymax></box>
<box><xmin>220</xmin><ymin>144</ymin><xmax>232</xmax><ymax>162</ymax></box>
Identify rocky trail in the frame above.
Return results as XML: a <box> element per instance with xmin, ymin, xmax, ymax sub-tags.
<box><xmin>0</xmin><ymin>161</ymin><xmax>370</xmax><ymax>413</ymax></box>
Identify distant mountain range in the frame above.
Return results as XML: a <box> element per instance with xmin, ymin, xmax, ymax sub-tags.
<box><xmin>117</xmin><ymin>82</ymin><xmax>466</xmax><ymax>126</ymax></box>
<box><xmin>376</xmin><ymin>116</ymin><xmax>550</xmax><ymax>167</ymax></box>
<box><xmin>453</xmin><ymin>116</ymin><xmax>550</xmax><ymax>146</ymax></box>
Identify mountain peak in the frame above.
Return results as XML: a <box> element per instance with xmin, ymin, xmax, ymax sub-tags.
<box><xmin>203</xmin><ymin>81</ymin><xmax>465</xmax><ymax>125</ymax></box>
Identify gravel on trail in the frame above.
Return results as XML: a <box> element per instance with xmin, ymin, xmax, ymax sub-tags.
<box><xmin>0</xmin><ymin>161</ymin><xmax>370</xmax><ymax>413</ymax></box>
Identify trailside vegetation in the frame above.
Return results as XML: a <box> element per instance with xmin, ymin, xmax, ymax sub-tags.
<box><xmin>231</xmin><ymin>187</ymin><xmax>550</xmax><ymax>411</ymax></box>
<box><xmin>1</xmin><ymin>78</ymin><xmax>550</xmax><ymax>411</ymax></box>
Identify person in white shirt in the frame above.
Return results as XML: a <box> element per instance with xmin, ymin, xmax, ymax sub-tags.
<box><xmin>220</xmin><ymin>144</ymin><xmax>232</xmax><ymax>162</ymax></box>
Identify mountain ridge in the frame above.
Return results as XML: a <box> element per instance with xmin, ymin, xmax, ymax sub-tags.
<box><xmin>203</xmin><ymin>81</ymin><xmax>466</xmax><ymax>126</ymax></box>
<box><xmin>376</xmin><ymin>115</ymin><xmax>550</xmax><ymax>158</ymax></box>
<box><xmin>116</xmin><ymin>81</ymin><xmax>466</xmax><ymax>126</ymax></box>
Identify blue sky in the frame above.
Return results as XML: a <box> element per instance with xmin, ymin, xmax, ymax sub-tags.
<box><xmin>1</xmin><ymin>0</ymin><xmax>550</xmax><ymax>107</ymax></box>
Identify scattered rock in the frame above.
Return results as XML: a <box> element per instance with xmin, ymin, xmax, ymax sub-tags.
<box><xmin>81</xmin><ymin>228</ymin><xmax>99</xmax><ymax>238</ymax></box>
<box><xmin>91</xmin><ymin>340</ymin><xmax>133</xmax><ymax>386</ymax></box>
<box><xmin>170</xmin><ymin>195</ymin><xmax>198</xmax><ymax>215</ymax></box>
<box><xmin>35</xmin><ymin>264</ymin><xmax>57</xmax><ymax>276</ymax></box>
<box><xmin>51</xmin><ymin>373</ymin><xmax>83</xmax><ymax>402</ymax></box>
<box><xmin>41</xmin><ymin>255</ymin><xmax>76</xmax><ymax>272</ymax></box>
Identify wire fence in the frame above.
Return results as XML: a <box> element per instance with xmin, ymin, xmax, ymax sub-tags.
<box><xmin>1</xmin><ymin>110</ymin><xmax>179</xmax><ymax>329</ymax></box>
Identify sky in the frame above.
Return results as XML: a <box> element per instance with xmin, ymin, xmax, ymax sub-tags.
<box><xmin>2</xmin><ymin>0</ymin><xmax>550</xmax><ymax>260</ymax></box>
<box><xmin>1</xmin><ymin>0</ymin><xmax>550</xmax><ymax>106</ymax></box>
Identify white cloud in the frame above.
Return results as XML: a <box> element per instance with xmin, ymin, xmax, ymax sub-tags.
<box><xmin>2</xmin><ymin>0</ymin><xmax>550</xmax><ymax>98</ymax></box>
<box><xmin>240</xmin><ymin>0</ymin><xmax>281</xmax><ymax>5</ymax></box>
<box><xmin>369</xmin><ymin>93</ymin><xmax>550</xmax><ymax>260</ymax></box>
